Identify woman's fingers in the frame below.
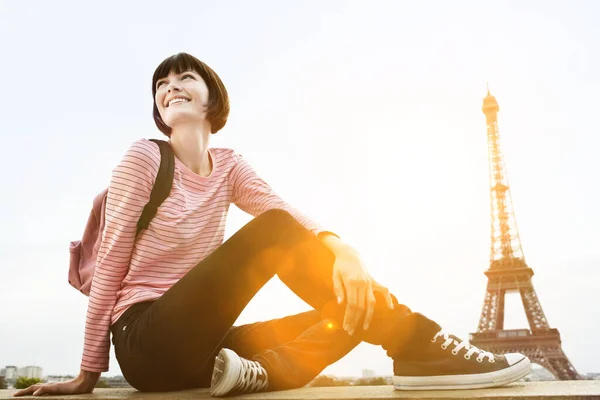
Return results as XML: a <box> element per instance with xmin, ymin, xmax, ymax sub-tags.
<box><xmin>352</xmin><ymin>280</ymin><xmax>367</xmax><ymax>335</ymax></box>
<box><xmin>14</xmin><ymin>382</ymin><xmax>64</xmax><ymax>397</ymax></box>
<box><xmin>333</xmin><ymin>248</ymin><xmax>382</xmax><ymax>336</ymax></box>
<box><xmin>377</xmin><ymin>286</ymin><xmax>394</xmax><ymax>310</ymax></box>
<box><xmin>342</xmin><ymin>279</ymin><xmax>358</xmax><ymax>334</ymax></box>
<box><xmin>14</xmin><ymin>383</ymin><xmax>41</xmax><ymax>397</ymax></box>
<box><xmin>363</xmin><ymin>281</ymin><xmax>376</xmax><ymax>330</ymax></box>
<box><xmin>342</xmin><ymin>276</ymin><xmax>374</xmax><ymax>336</ymax></box>
<box><xmin>332</xmin><ymin>269</ymin><xmax>345</xmax><ymax>305</ymax></box>
<box><xmin>385</xmin><ymin>291</ymin><xmax>394</xmax><ymax>309</ymax></box>
<box><xmin>13</xmin><ymin>377</ymin><xmax>93</xmax><ymax>397</ymax></box>
<box><xmin>372</xmin><ymin>279</ymin><xmax>394</xmax><ymax>309</ymax></box>
<box><xmin>33</xmin><ymin>383</ymin><xmax>55</xmax><ymax>396</ymax></box>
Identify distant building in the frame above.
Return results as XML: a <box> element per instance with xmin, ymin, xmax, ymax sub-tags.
<box><xmin>361</xmin><ymin>369</ymin><xmax>376</xmax><ymax>378</ymax></box>
<box><xmin>17</xmin><ymin>366</ymin><xmax>43</xmax><ymax>380</ymax></box>
<box><xmin>0</xmin><ymin>366</ymin><xmax>17</xmax><ymax>380</ymax></box>
<box><xmin>1</xmin><ymin>365</ymin><xmax>43</xmax><ymax>380</ymax></box>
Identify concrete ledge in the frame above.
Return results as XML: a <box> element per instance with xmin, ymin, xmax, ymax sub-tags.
<box><xmin>1</xmin><ymin>382</ymin><xmax>600</xmax><ymax>400</ymax></box>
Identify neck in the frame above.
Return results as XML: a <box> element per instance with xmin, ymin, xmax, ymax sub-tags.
<box><xmin>169</xmin><ymin>122</ymin><xmax>213</xmax><ymax>177</ymax></box>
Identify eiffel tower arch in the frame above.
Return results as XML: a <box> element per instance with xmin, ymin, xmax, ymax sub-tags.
<box><xmin>469</xmin><ymin>87</ymin><xmax>580</xmax><ymax>380</ymax></box>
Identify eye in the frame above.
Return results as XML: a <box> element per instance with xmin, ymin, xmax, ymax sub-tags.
<box><xmin>156</xmin><ymin>80</ymin><xmax>166</xmax><ymax>89</ymax></box>
<box><xmin>182</xmin><ymin>73</ymin><xmax>195</xmax><ymax>80</ymax></box>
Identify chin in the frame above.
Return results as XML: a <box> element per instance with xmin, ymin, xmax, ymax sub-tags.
<box><xmin>165</xmin><ymin>115</ymin><xmax>205</xmax><ymax>127</ymax></box>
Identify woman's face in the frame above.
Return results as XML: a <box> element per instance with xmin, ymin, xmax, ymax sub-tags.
<box><xmin>155</xmin><ymin>69</ymin><xmax>210</xmax><ymax>129</ymax></box>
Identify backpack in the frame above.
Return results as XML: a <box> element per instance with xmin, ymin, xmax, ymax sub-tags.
<box><xmin>68</xmin><ymin>139</ymin><xmax>175</xmax><ymax>296</ymax></box>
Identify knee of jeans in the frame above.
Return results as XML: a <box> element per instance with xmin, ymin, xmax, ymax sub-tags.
<box><xmin>257</xmin><ymin>209</ymin><xmax>298</xmax><ymax>228</ymax></box>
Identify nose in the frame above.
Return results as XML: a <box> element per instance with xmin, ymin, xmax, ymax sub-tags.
<box><xmin>167</xmin><ymin>81</ymin><xmax>182</xmax><ymax>93</ymax></box>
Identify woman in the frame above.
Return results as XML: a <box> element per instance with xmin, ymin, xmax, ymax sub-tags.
<box><xmin>14</xmin><ymin>53</ymin><xmax>531</xmax><ymax>397</ymax></box>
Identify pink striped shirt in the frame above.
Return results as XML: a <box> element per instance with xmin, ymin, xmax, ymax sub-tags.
<box><xmin>81</xmin><ymin>138</ymin><xmax>327</xmax><ymax>372</ymax></box>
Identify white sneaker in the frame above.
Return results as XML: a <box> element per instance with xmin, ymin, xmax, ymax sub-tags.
<box><xmin>210</xmin><ymin>348</ymin><xmax>269</xmax><ymax>397</ymax></box>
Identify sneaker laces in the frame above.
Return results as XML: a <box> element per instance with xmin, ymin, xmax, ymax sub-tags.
<box><xmin>233</xmin><ymin>357</ymin><xmax>269</xmax><ymax>393</ymax></box>
<box><xmin>432</xmin><ymin>329</ymin><xmax>495</xmax><ymax>362</ymax></box>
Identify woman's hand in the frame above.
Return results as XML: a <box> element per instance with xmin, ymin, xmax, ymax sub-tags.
<box><xmin>13</xmin><ymin>370</ymin><xmax>100</xmax><ymax>397</ymax></box>
<box><xmin>321</xmin><ymin>235</ymin><xmax>394</xmax><ymax>336</ymax></box>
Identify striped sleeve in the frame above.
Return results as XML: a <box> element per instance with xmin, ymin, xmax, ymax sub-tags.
<box><xmin>230</xmin><ymin>154</ymin><xmax>326</xmax><ymax>235</ymax></box>
<box><xmin>81</xmin><ymin>139</ymin><xmax>159</xmax><ymax>372</ymax></box>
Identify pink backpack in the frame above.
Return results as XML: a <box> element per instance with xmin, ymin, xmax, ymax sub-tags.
<box><xmin>68</xmin><ymin>139</ymin><xmax>174</xmax><ymax>296</ymax></box>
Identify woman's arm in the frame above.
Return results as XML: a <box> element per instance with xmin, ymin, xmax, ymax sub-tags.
<box><xmin>81</xmin><ymin>139</ymin><xmax>158</xmax><ymax>373</ymax></box>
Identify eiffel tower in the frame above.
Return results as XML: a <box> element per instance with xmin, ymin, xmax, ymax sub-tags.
<box><xmin>469</xmin><ymin>87</ymin><xmax>580</xmax><ymax>380</ymax></box>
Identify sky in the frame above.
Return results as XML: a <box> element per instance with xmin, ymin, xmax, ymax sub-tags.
<box><xmin>0</xmin><ymin>0</ymin><xmax>599</xmax><ymax>379</ymax></box>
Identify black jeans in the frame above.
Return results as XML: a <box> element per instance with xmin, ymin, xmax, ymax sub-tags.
<box><xmin>110</xmin><ymin>209</ymin><xmax>422</xmax><ymax>392</ymax></box>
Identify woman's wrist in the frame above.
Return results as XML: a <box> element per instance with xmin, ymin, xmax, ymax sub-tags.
<box><xmin>319</xmin><ymin>232</ymin><xmax>351</xmax><ymax>255</ymax></box>
<box><xmin>76</xmin><ymin>370</ymin><xmax>101</xmax><ymax>390</ymax></box>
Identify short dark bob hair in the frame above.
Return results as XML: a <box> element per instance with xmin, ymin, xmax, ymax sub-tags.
<box><xmin>152</xmin><ymin>53</ymin><xmax>230</xmax><ymax>136</ymax></box>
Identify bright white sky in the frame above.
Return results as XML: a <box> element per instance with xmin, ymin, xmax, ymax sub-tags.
<box><xmin>1</xmin><ymin>0</ymin><xmax>598</xmax><ymax>379</ymax></box>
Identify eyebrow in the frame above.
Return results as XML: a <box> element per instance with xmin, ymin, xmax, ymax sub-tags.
<box><xmin>156</xmin><ymin>70</ymin><xmax>197</xmax><ymax>86</ymax></box>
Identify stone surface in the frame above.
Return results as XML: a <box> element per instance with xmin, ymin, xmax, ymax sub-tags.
<box><xmin>1</xmin><ymin>381</ymin><xmax>600</xmax><ymax>400</ymax></box>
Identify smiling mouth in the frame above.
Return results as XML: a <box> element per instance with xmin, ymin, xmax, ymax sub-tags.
<box><xmin>167</xmin><ymin>98</ymin><xmax>191</xmax><ymax>107</ymax></box>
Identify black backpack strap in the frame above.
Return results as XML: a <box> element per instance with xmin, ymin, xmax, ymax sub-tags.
<box><xmin>136</xmin><ymin>139</ymin><xmax>175</xmax><ymax>236</ymax></box>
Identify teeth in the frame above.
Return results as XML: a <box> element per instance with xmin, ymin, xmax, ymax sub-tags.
<box><xmin>168</xmin><ymin>98</ymin><xmax>189</xmax><ymax>107</ymax></box>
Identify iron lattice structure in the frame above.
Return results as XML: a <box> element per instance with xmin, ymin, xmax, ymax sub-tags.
<box><xmin>469</xmin><ymin>89</ymin><xmax>580</xmax><ymax>380</ymax></box>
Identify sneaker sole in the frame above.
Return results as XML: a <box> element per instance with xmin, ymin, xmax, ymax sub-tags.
<box><xmin>393</xmin><ymin>356</ymin><xmax>531</xmax><ymax>390</ymax></box>
<box><xmin>210</xmin><ymin>349</ymin><xmax>242</xmax><ymax>397</ymax></box>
